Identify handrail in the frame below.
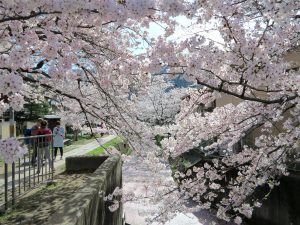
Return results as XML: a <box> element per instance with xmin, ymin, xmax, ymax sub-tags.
<box><xmin>1</xmin><ymin>134</ymin><xmax>54</xmax><ymax>212</ymax></box>
<box><xmin>17</xmin><ymin>134</ymin><xmax>53</xmax><ymax>140</ymax></box>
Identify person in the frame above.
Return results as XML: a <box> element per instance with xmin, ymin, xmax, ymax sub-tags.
<box><xmin>23</xmin><ymin>127</ymin><xmax>32</xmax><ymax>145</ymax></box>
<box><xmin>36</xmin><ymin>120</ymin><xmax>52</xmax><ymax>173</ymax></box>
<box><xmin>31</xmin><ymin>118</ymin><xmax>43</xmax><ymax>165</ymax></box>
<box><xmin>53</xmin><ymin>121</ymin><xmax>65</xmax><ymax>160</ymax></box>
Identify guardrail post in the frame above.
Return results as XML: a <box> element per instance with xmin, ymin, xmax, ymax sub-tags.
<box><xmin>2</xmin><ymin>133</ymin><xmax>53</xmax><ymax>211</ymax></box>
<box><xmin>12</xmin><ymin>162</ymin><xmax>15</xmax><ymax>205</ymax></box>
<box><xmin>51</xmin><ymin>138</ymin><xmax>54</xmax><ymax>180</ymax></box>
<box><xmin>9</xmin><ymin>107</ymin><xmax>15</xmax><ymax>206</ymax></box>
<box><xmin>4</xmin><ymin>163</ymin><xmax>8</xmax><ymax>210</ymax></box>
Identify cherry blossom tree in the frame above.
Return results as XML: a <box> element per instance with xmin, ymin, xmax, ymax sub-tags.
<box><xmin>0</xmin><ymin>0</ymin><xmax>183</xmax><ymax>157</ymax></box>
<box><xmin>154</xmin><ymin>0</ymin><xmax>300</xmax><ymax>223</ymax></box>
<box><xmin>0</xmin><ymin>0</ymin><xmax>300</xmax><ymax>224</ymax></box>
<box><xmin>134</xmin><ymin>75</ymin><xmax>188</xmax><ymax>126</ymax></box>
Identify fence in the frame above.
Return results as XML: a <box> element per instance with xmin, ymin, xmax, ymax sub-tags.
<box><xmin>0</xmin><ymin>134</ymin><xmax>54</xmax><ymax>212</ymax></box>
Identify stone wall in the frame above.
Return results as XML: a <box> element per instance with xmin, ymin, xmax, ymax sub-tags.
<box><xmin>45</xmin><ymin>155</ymin><xmax>123</xmax><ymax>225</ymax></box>
<box><xmin>65</xmin><ymin>155</ymin><xmax>109</xmax><ymax>172</ymax></box>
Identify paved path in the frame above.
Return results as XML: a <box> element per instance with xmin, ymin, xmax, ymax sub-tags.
<box><xmin>53</xmin><ymin>135</ymin><xmax>116</xmax><ymax>168</ymax></box>
<box><xmin>0</xmin><ymin>135</ymin><xmax>116</xmax><ymax>191</ymax></box>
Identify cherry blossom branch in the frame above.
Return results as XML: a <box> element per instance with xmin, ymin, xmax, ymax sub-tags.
<box><xmin>0</xmin><ymin>10</ymin><xmax>61</xmax><ymax>23</ymax></box>
<box><xmin>196</xmin><ymin>78</ymin><xmax>297</xmax><ymax>104</ymax></box>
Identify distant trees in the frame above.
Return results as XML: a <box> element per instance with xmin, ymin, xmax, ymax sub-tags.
<box><xmin>134</xmin><ymin>75</ymin><xmax>188</xmax><ymax>126</ymax></box>
<box><xmin>22</xmin><ymin>101</ymin><xmax>51</xmax><ymax>121</ymax></box>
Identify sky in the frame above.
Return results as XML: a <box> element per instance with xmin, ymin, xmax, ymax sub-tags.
<box><xmin>149</xmin><ymin>15</ymin><xmax>222</xmax><ymax>42</ymax></box>
<box><xmin>128</xmin><ymin>16</ymin><xmax>224</xmax><ymax>87</ymax></box>
<box><xmin>133</xmin><ymin>15</ymin><xmax>223</xmax><ymax>54</ymax></box>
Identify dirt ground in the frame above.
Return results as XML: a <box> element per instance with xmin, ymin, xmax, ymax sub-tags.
<box><xmin>0</xmin><ymin>171</ymin><xmax>92</xmax><ymax>225</ymax></box>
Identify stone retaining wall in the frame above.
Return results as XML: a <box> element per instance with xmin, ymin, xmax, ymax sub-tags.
<box><xmin>45</xmin><ymin>155</ymin><xmax>123</xmax><ymax>225</ymax></box>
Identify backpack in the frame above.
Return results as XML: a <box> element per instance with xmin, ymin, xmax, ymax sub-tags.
<box><xmin>24</xmin><ymin>128</ymin><xmax>31</xmax><ymax>137</ymax></box>
<box><xmin>24</xmin><ymin>128</ymin><xmax>32</xmax><ymax>145</ymax></box>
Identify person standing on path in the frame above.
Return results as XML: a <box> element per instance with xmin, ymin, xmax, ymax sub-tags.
<box><xmin>53</xmin><ymin>121</ymin><xmax>65</xmax><ymax>160</ymax></box>
<box><xmin>36</xmin><ymin>120</ymin><xmax>52</xmax><ymax>173</ymax></box>
<box><xmin>31</xmin><ymin>118</ymin><xmax>43</xmax><ymax>165</ymax></box>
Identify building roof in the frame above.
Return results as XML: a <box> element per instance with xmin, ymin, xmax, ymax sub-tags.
<box><xmin>43</xmin><ymin>115</ymin><xmax>61</xmax><ymax>119</ymax></box>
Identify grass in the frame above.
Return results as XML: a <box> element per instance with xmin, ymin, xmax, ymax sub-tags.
<box><xmin>54</xmin><ymin>136</ymin><xmax>126</xmax><ymax>173</ymax></box>
<box><xmin>86</xmin><ymin>136</ymin><xmax>123</xmax><ymax>156</ymax></box>
<box><xmin>124</xmin><ymin>148</ymin><xmax>133</xmax><ymax>155</ymax></box>
<box><xmin>63</xmin><ymin>134</ymin><xmax>103</xmax><ymax>153</ymax></box>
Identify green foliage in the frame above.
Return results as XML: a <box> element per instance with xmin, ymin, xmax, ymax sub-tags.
<box><xmin>86</xmin><ymin>137</ymin><xmax>123</xmax><ymax>156</ymax></box>
<box><xmin>123</xmin><ymin>148</ymin><xmax>133</xmax><ymax>156</ymax></box>
<box><xmin>23</xmin><ymin>101</ymin><xmax>51</xmax><ymax>120</ymax></box>
<box><xmin>66</xmin><ymin>133</ymin><xmax>94</xmax><ymax>143</ymax></box>
<box><xmin>86</xmin><ymin>146</ymin><xmax>105</xmax><ymax>156</ymax></box>
<box><xmin>154</xmin><ymin>134</ymin><xmax>164</xmax><ymax>147</ymax></box>
<box><xmin>4</xmin><ymin>100</ymin><xmax>51</xmax><ymax>121</ymax></box>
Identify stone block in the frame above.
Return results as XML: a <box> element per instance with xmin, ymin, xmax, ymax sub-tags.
<box><xmin>65</xmin><ymin>155</ymin><xmax>108</xmax><ymax>172</ymax></box>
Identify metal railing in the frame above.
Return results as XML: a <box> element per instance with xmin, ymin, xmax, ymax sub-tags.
<box><xmin>0</xmin><ymin>134</ymin><xmax>54</xmax><ymax>212</ymax></box>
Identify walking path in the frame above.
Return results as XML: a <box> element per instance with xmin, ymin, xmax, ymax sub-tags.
<box><xmin>53</xmin><ymin>135</ymin><xmax>116</xmax><ymax>169</ymax></box>
<box><xmin>123</xmin><ymin>156</ymin><xmax>231</xmax><ymax>225</ymax></box>
<box><xmin>0</xmin><ymin>135</ymin><xmax>116</xmax><ymax>190</ymax></box>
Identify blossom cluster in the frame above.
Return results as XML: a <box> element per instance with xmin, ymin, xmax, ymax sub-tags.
<box><xmin>175</xmin><ymin>145</ymin><xmax>287</xmax><ymax>223</ymax></box>
<box><xmin>133</xmin><ymin>75</ymin><xmax>188</xmax><ymax>126</ymax></box>
<box><xmin>0</xmin><ymin>138</ymin><xmax>28</xmax><ymax>164</ymax></box>
<box><xmin>103</xmin><ymin>187</ymin><xmax>123</xmax><ymax>212</ymax></box>
<box><xmin>81</xmin><ymin>126</ymin><xmax>108</xmax><ymax>135</ymax></box>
